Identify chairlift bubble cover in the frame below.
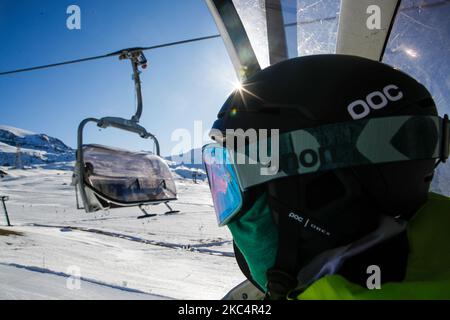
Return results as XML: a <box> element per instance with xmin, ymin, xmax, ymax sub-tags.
<box><xmin>82</xmin><ymin>144</ymin><xmax>176</xmax><ymax>205</ymax></box>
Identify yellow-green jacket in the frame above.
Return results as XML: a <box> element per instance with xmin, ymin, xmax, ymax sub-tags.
<box><xmin>294</xmin><ymin>193</ymin><xmax>450</xmax><ymax>300</ymax></box>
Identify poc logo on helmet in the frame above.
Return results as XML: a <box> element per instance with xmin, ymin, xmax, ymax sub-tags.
<box><xmin>289</xmin><ymin>212</ymin><xmax>305</xmax><ymax>224</ymax></box>
<box><xmin>347</xmin><ymin>85</ymin><xmax>403</xmax><ymax>120</ymax></box>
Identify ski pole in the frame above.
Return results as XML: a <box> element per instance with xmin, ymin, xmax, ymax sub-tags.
<box><xmin>1</xmin><ymin>196</ymin><xmax>11</xmax><ymax>227</ymax></box>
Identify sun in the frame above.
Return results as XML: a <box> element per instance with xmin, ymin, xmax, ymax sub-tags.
<box><xmin>233</xmin><ymin>81</ymin><xmax>243</xmax><ymax>91</ymax></box>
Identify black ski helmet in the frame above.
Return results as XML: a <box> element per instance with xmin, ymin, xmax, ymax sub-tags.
<box><xmin>210</xmin><ymin>54</ymin><xmax>439</xmax><ymax>296</ymax></box>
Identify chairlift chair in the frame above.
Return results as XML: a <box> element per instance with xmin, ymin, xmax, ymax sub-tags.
<box><xmin>73</xmin><ymin>49</ymin><xmax>179</xmax><ymax>219</ymax></box>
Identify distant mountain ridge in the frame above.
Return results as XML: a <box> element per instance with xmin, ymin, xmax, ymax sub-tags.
<box><xmin>0</xmin><ymin>125</ymin><xmax>75</xmax><ymax>166</ymax></box>
<box><xmin>0</xmin><ymin>125</ymin><xmax>206</xmax><ymax>182</ymax></box>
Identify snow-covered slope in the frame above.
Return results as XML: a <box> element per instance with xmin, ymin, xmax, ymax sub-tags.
<box><xmin>0</xmin><ymin>125</ymin><xmax>74</xmax><ymax>167</ymax></box>
<box><xmin>0</xmin><ymin>168</ymin><xmax>242</xmax><ymax>300</ymax></box>
<box><xmin>0</xmin><ymin>264</ymin><xmax>168</xmax><ymax>300</ymax></box>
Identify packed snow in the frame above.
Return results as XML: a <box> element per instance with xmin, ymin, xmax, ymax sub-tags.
<box><xmin>0</xmin><ymin>264</ymin><xmax>167</xmax><ymax>300</ymax></box>
<box><xmin>0</xmin><ymin>167</ymin><xmax>244</xmax><ymax>300</ymax></box>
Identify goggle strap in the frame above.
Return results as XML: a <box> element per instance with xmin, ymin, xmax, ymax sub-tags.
<box><xmin>233</xmin><ymin>115</ymin><xmax>446</xmax><ymax>190</ymax></box>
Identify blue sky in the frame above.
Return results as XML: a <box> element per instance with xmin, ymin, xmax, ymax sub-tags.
<box><xmin>0</xmin><ymin>0</ymin><xmax>237</xmax><ymax>156</ymax></box>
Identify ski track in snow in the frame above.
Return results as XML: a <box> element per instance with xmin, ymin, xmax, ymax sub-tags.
<box><xmin>0</xmin><ymin>264</ymin><xmax>168</xmax><ymax>300</ymax></box>
<box><xmin>28</xmin><ymin>223</ymin><xmax>234</xmax><ymax>257</ymax></box>
<box><xmin>0</xmin><ymin>167</ymin><xmax>245</xmax><ymax>300</ymax></box>
<box><xmin>0</xmin><ymin>262</ymin><xmax>168</xmax><ymax>298</ymax></box>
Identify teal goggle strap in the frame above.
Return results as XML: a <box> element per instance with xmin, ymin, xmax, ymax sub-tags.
<box><xmin>228</xmin><ymin>115</ymin><xmax>450</xmax><ymax>190</ymax></box>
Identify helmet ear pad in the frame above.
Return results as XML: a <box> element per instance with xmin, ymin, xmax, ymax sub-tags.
<box><xmin>266</xmin><ymin>168</ymin><xmax>381</xmax><ymax>271</ymax></box>
<box><xmin>350</xmin><ymin>159</ymin><xmax>436</xmax><ymax>220</ymax></box>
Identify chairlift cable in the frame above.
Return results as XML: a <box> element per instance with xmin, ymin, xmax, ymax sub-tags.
<box><xmin>0</xmin><ymin>34</ymin><xmax>221</xmax><ymax>76</ymax></box>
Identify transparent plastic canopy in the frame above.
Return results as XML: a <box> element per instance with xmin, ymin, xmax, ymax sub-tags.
<box><xmin>231</xmin><ymin>0</ymin><xmax>340</xmax><ymax>64</ymax></box>
<box><xmin>383</xmin><ymin>0</ymin><xmax>450</xmax><ymax>196</ymax></box>
<box><xmin>82</xmin><ymin>145</ymin><xmax>177</xmax><ymax>204</ymax></box>
<box><xmin>233</xmin><ymin>0</ymin><xmax>270</xmax><ymax>68</ymax></box>
<box><xmin>383</xmin><ymin>0</ymin><xmax>450</xmax><ymax>116</ymax></box>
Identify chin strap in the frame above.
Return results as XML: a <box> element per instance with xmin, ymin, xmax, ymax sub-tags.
<box><xmin>264</xmin><ymin>196</ymin><xmax>301</xmax><ymax>300</ymax></box>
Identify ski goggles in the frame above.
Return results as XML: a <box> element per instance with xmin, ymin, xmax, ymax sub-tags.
<box><xmin>203</xmin><ymin>115</ymin><xmax>450</xmax><ymax>226</ymax></box>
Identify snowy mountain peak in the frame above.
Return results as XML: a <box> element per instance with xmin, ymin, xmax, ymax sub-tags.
<box><xmin>0</xmin><ymin>125</ymin><xmax>74</xmax><ymax>167</ymax></box>
<box><xmin>0</xmin><ymin>125</ymin><xmax>35</xmax><ymax>138</ymax></box>
<box><xmin>0</xmin><ymin>125</ymin><xmax>206</xmax><ymax>182</ymax></box>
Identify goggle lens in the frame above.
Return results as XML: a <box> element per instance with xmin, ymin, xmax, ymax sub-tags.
<box><xmin>203</xmin><ymin>145</ymin><xmax>243</xmax><ymax>226</ymax></box>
